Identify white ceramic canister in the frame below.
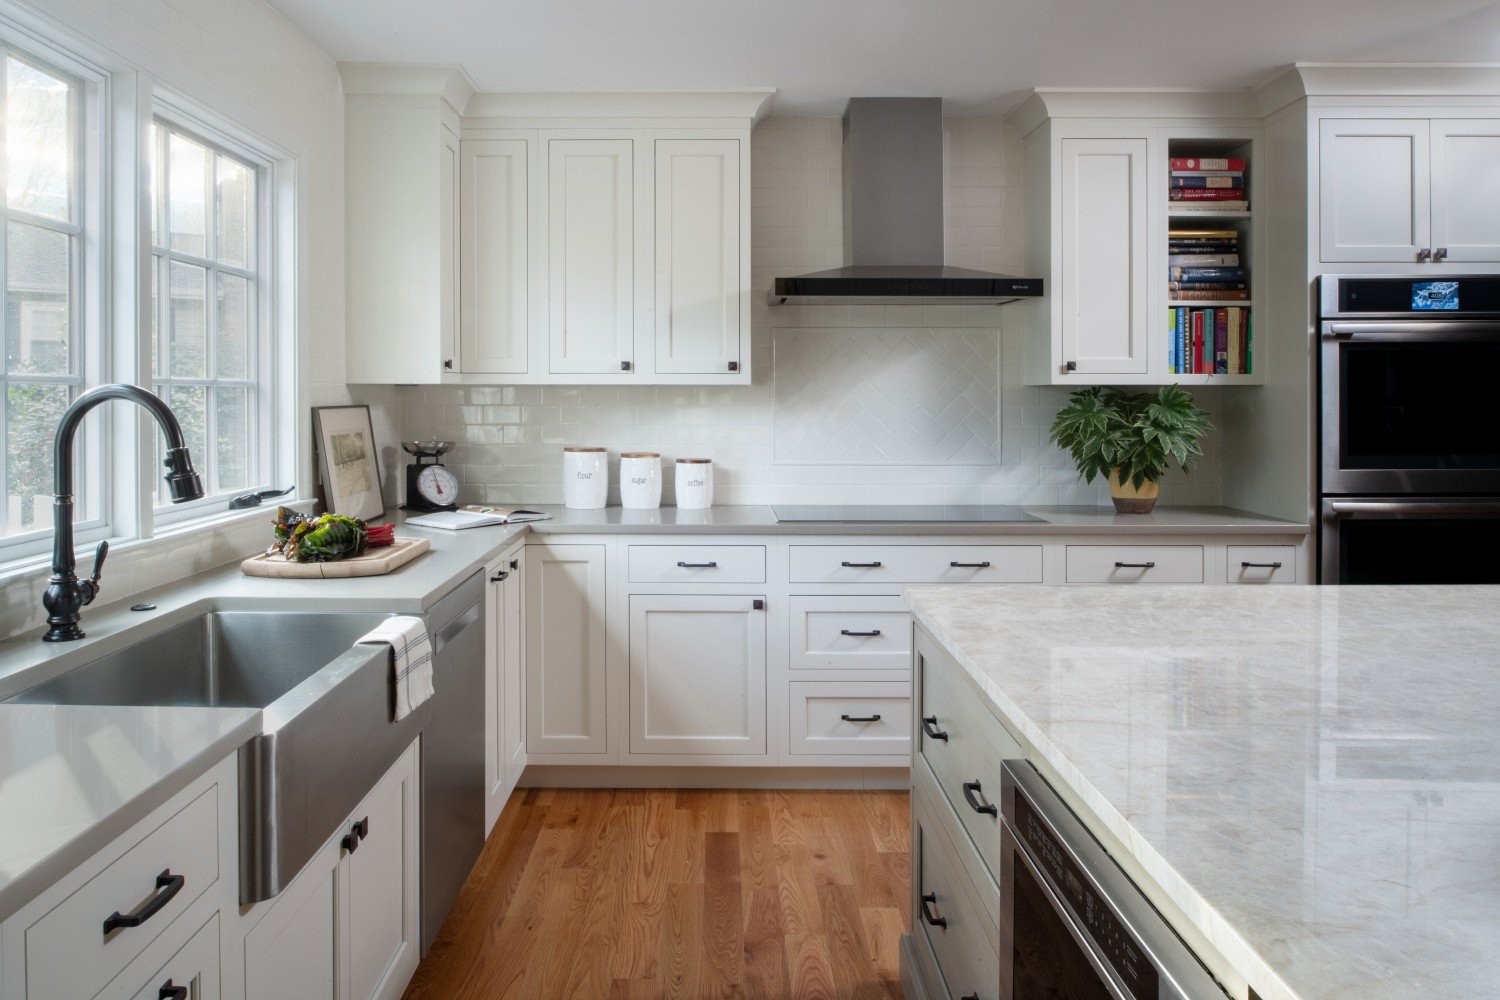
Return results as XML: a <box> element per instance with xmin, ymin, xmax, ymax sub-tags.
<box><xmin>562</xmin><ymin>447</ymin><xmax>608</xmax><ymax>508</ymax></box>
<box><xmin>674</xmin><ymin>458</ymin><xmax>714</xmax><ymax>509</ymax></box>
<box><xmin>619</xmin><ymin>452</ymin><xmax>662</xmax><ymax>509</ymax></box>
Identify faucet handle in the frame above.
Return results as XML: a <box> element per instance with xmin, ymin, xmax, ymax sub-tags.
<box><xmin>83</xmin><ymin>541</ymin><xmax>108</xmax><ymax>603</ymax></box>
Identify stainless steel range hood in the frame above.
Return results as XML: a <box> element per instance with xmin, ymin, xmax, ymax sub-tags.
<box><xmin>769</xmin><ymin>97</ymin><xmax>1043</xmax><ymax>306</ymax></box>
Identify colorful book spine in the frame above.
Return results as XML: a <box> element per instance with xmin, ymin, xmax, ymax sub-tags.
<box><xmin>1169</xmin><ymin>266</ymin><xmax>1245</xmax><ymax>282</ymax></box>
<box><xmin>1168</xmin><ymin>253</ymin><xmax>1239</xmax><ymax>266</ymax></box>
<box><xmin>1168</xmin><ymin>281</ymin><xmax>1248</xmax><ymax>291</ymax></box>
<box><xmin>1227</xmin><ymin>307</ymin><xmax>1242</xmax><ymax>375</ymax></box>
<box><xmin>1214</xmin><ymin>309</ymin><xmax>1229</xmax><ymax>374</ymax></box>
<box><xmin>1170</xmin><ymin>157</ymin><xmax>1245</xmax><ymax>171</ymax></box>
<box><xmin>1173</xmin><ymin>289</ymin><xmax>1249</xmax><ymax>301</ymax></box>
<box><xmin>1169</xmin><ymin>175</ymin><xmax>1243</xmax><ymax>188</ymax></box>
<box><xmin>1169</xmin><ymin>188</ymin><xmax>1247</xmax><ymax>201</ymax></box>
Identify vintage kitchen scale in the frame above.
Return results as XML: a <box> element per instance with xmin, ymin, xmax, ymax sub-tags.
<box><xmin>401</xmin><ymin>440</ymin><xmax>461</xmax><ymax>511</ymax></box>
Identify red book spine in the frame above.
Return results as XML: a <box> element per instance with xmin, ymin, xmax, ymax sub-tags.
<box><xmin>1191</xmin><ymin>311</ymin><xmax>1204</xmax><ymax>374</ymax></box>
<box><xmin>1170</xmin><ymin>157</ymin><xmax>1246</xmax><ymax>171</ymax></box>
<box><xmin>1169</xmin><ymin>188</ymin><xmax>1246</xmax><ymax>201</ymax></box>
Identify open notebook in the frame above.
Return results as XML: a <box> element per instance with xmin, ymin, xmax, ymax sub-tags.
<box><xmin>404</xmin><ymin>506</ymin><xmax>552</xmax><ymax>530</ymax></box>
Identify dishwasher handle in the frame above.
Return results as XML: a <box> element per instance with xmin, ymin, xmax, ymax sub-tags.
<box><xmin>433</xmin><ymin>600</ymin><xmax>482</xmax><ymax>653</ymax></box>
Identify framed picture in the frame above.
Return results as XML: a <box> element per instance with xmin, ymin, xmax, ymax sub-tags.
<box><xmin>312</xmin><ymin>405</ymin><xmax>385</xmax><ymax>520</ymax></box>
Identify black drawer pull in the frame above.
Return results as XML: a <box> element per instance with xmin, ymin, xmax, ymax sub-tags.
<box><xmin>962</xmin><ymin>780</ymin><xmax>998</xmax><ymax>817</ymax></box>
<box><xmin>840</xmin><ymin>628</ymin><xmax>881</xmax><ymax>637</ymax></box>
<box><xmin>490</xmin><ymin>570</ymin><xmax>509</xmax><ymax>582</ymax></box>
<box><xmin>949</xmin><ymin>561</ymin><xmax>991</xmax><ymax>568</ymax></box>
<box><xmin>1240</xmin><ymin>561</ymin><xmax>1283</xmax><ymax>569</ymax></box>
<box><xmin>840</xmin><ymin>713</ymin><xmax>882</xmax><ymax>723</ymax></box>
<box><xmin>342</xmin><ymin>816</ymin><xmax>369</xmax><ymax>854</ymax></box>
<box><xmin>961</xmin><ymin>995</ymin><xmax>979</xmax><ymax>1000</ymax></box>
<box><xmin>921</xmin><ymin>715</ymin><xmax>948</xmax><ymax>742</ymax></box>
<box><xmin>676</xmin><ymin>561</ymin><xmax>718</xmax><ymax>568</ymax></box>
<box><xmin>103</xmin><ymin>869</ymin><xmax>184</xmax><ymax>936</ymax></box>
<box><xmin>159</xmin><ymin>981</ymin><xmax>189</xmax><ymax>1000</ymax></box>
<box><xmin>919</xmin><ymin>891</ymin><xmax>947</xmax><ymax>928</ymax></box>
<box><xmin>840</xmin><ymin>560</ymin><xmax>882</xmax><ymax>568</ymax></box>
<box><xmin>1114</xmin><ymin>561</ymin><xmax>1156</xmax><ymax>569</ymax></box>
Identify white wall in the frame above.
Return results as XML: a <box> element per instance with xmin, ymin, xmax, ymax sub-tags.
<box><xmin>399</xmin><ymin>118</ymin><xmax>1226</xmax><ymax>507</ymax></box>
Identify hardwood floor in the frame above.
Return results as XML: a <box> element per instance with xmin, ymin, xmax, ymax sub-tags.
<box><xmin>404</xmin><ymin>788</ymin><xmax>911</xmax><ymax>1000</ymax></box>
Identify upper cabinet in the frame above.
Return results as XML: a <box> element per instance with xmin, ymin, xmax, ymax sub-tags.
<box><xmin>342</xmin><ymin>71</ymin><xmax>769</xmax><ymax>386</ymax></box>
<box><xmin>1320</xmin><ymin>117</ymin><xmax>1500</xmax><ymax>264</ymax></box>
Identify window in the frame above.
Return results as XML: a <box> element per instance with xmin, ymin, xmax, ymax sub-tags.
<box><xmin>150</xmin><ymin>117</ymin><xmax>269</xmax><ymax>510</ymax></box>
<box><xmin>0</xmin><ymin>50</ymin><xmax>86</xmax><ymax>540</ymax></box>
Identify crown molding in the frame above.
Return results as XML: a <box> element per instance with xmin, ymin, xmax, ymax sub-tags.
<box><xmin>462</xmin><ymin>89</ymin><xmax>777</xmax><ymax>123</ymax></box>
<box><xmin>1256</xmin><ymin>62</ymin><xmax>1500</xmax><ymax>114</ymax></box>
<box><xmin>337</xmin><ymin>63</ymin><xmax>479</xmax><ymax>113</ymax></box>
<box><xmin>1005</xmin><ymin>88</ymin><xmax>1261</xmax><ymax>135</ymax></box>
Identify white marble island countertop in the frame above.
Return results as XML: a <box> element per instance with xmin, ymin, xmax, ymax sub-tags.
<box><xmin>903</xmin><ymin>584</ymin><xmax>1500</xmax><ymax>1000</ymax></box>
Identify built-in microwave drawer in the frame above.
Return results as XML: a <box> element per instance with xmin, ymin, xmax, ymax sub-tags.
<box><xmin>914</xmin><ymin>787</ymin><xmax>1001</xmax><ymax>1000</ymax></box>
<box><xmin>788</xmin><ymin>596</ymin><xmax>911</xmax><ymax>672</ymax></box>
<box><xmin>788</xmin><ymin>545</ymin><xmax>1043</xmax><ymax>584</ymax></box>
<box><xmin>1065</xmin><ymin>545</ymin><xmax>1204</xmax><ymax>583</ymax></box>
<box><xmin>788</xmin><ymin>682</ymin><xmax>910</xmax><ymax>756</ymax></box>
<box><xmin>627</xmin><ymin>544</ymin><xmax>766</xmax><ymax>583</ymax></box>
<box><xmin>1227</xmin><ymin>545</ymin><xmax>1296</xmax><ymax>584</ymax></box>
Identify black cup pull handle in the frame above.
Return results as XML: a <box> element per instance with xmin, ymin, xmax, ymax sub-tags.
<box><xmin>919</xmin><ymin>891</ymin><xmax>947</xmax><ymax>928</ymax></box>
<box><xmin>676</xmin><ymin>561</ymin><xmax>718</xmax><ymax>568</ymax></box>
<box><xmin>962</xmin><ymin>780</ymin><xmax>998</xmax><ymax>817</ymax></box>
<box><xmin>921</xmin><ymin>715</ymin><xmax>949</xmax><ymax>742</ymax></box>
<box><xmin>1114</xmin><ymin>561</ymin><xmax>1156</xmax><ymax>569</ymax></box>
<box><xmin>840</xmin><ymin>713</ymin><xmax>882</xmax><ymax>723</ymax></box>
<box><xmin>840</xmin><ymin>628</ymin><xmax>881</xmax><ymax>637</ymax></box>
<box><xmin>490</xmin><ymin>570</ymin><xmax>509</xmax><ymax>582</ymax></box>
<box><xmin>840</xmin><ymin>560</ymin><xmax>882</xmax><ymax>568</ymax></box>
<box><xmin>961</xmin><ymin>994</ymin><xmax>979</xmax><ymax>1000</ymax></box>
<box><xmin>159</xmin><ymin>980</ymin><xmax>189</xmax><ymax>1000</ymax></box>
<box><xmin>1240</xmin><ymin>561</ymin><xmax>1283</xmax><ymax>569</ymax></box>
<box><xmin>103</xmin><ymin>869</ymin><xmax>185</xmax><ymax>936</ymax></box>
<box><xmin>948</xmin><ymin>561</ymin><xmax>991</xmax><ymax>568</ymax></box>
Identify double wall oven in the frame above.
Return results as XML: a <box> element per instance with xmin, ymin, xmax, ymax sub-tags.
<box><xmin>1319</xmin><ymin>275</ymin><xmax>1500</xmax><ymax>584</ymax></box>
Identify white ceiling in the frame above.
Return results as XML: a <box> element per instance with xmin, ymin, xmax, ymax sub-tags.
<box><xmin>267</xmin><ymin>0</ymin><xmax>1500</xmax><ymax>115</ymax></box>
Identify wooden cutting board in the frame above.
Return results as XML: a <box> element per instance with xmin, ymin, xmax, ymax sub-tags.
<box><xmin>240</xmin><ymin>536</ymin><xmax>431</xmax><ymax>578</ymax></box>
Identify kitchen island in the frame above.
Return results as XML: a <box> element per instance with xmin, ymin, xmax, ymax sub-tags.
<box><xmin>902</xmin><ymin>583</ymin><xmax>1500</xmax><ymax>1000</ymax></box>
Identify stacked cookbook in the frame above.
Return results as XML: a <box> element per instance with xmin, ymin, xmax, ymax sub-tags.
<box><xmin>1168</xmin><ymin>156</ymin><xmax>1248</xmax><ymax>212</ymax></box>
<box><xmin>1168</xmin><ymin>227</ymin><xmax>1251</xmax><ymax>375</ymax></box>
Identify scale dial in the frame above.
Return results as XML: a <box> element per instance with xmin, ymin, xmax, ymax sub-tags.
<box><xmin>416</xmin><ymin>465</ymin><xmax>459</xmax><ymax>507</ymax></box>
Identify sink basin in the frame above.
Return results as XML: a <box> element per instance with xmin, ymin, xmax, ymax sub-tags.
<box><xmin>7</xmin><ymin>609</ymin><xmax>429</xmax><ymax>904</ymax></box>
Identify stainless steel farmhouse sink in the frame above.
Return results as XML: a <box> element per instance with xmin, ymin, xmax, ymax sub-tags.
<box><xmin>6</xmin><ymin>610</ymin><xmax>429</xmax><ymax>904</ymax></box>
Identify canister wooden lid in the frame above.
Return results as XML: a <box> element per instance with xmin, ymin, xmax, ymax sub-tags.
<box><xmin>621</xmin><ymin>452</ymin><xmax>660</xmax><ymax>458</ymax></box>
<box><xmin>563</xmin><ymin>446</ymin><xmax>606</xmax><ymax>452</ymax></box>
<box><xmin>675</xmin><ymin>458</ymin><xmax>712</xmax><ymax>464</ymax></box>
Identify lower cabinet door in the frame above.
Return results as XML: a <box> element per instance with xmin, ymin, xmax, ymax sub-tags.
<box><xmin>344</xmin><ymin>741</ymin><xmax>421</xmax><ymax>1000</ymax></box>
<box><xmin>127</xmin><ymin>913</ymin><xmax>220</xmax><ymax>1000</ymax></box>
<box><xmin>628</xmin><ymin>593</ymin><xmax>767</xmax><ymax>755</ymax></box>
<box><xmin>526</xmin><ymin>544</ymin><xmax>609</xmax><ymax>754</ymax></box>
<box><xmin>244</xmin><ymin>846</ymin><xmax>339</xmax><ymax>1000</ymax></box>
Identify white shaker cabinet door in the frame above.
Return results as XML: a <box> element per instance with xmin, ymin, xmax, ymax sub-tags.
<box><xmin>1430</xmin><ymin>119</ymin><xmax>1500</xmax><ymax>263</ymax></box>
<box><xmin>526</xmin><ymin>544</ymin><xmax>609</xmax><ymax>754</ymax></box>
<box><xmin>546</xmin><ymin>138</ymin><xmax>636</xmax><ymax>375</ymax></box>
<box><xmin>628</xmin><ymin>594</ymin><xmax>766</xmax><ymax>756</ymax></box>
<box><xmin>653</xmin><ymin>138</ymin><xmax>743</xmax><ymax>375</ymax></box>
<box><xmin>1319</xmin><ymin>119</ymin><xmax>1431</xmax><ymax>263</ymax></box>
<box><xmin>343</xmin><ymin>742</ymin><xmax>420</xmax><ymax>1000</ymax></box>
<box><xmin>461</xmin><ymin>138</ymin><xmax>532</xmax><ymax>373</ymax></box>
<box><xmin>244</xmin><ymin>847</ymin><xmax>339</xmax><ymax>1000</ymax></box>
<box><xmin>485</xmin><ymin>546</ymin><xmax>526</xmax><ymax>832</ymax></box>
<box><xmin>1058</xmin><ymin>137</ymin><xmax>1150</xmax><ymax>375</ymax></box>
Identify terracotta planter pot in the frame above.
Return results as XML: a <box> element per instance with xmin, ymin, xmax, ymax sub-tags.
<box><xmin>1109</xmin><ymin>468</ymin><xmax>1160</xmax><ymax>513</ymax></box>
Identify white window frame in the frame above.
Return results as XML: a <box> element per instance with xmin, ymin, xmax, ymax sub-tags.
<box><xmin>148</xmin><ymin>102</ymin><xmax>278</xmax><ymax>526</ymax></box>
<box><xmin>0</xmin><ymin>24</ymin><xmax>108</xmax><ymax>563</ymax></box>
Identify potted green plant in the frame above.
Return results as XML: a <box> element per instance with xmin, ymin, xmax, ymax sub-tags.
<box><xmin>1048</xmin><ymin>386</ymin><xmax>1214</xmax><ymax>513</ymax></box>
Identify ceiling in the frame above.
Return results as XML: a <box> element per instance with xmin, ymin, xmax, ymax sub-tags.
<box><xmin>267</xmin><ymin>0</ymin><xmax>1500</xmax><ymax>115</ymax></box>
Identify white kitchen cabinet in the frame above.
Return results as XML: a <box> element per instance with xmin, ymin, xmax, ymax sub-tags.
<box><xmin>546</xmin><ymin>137</ymin><xmax>638</xmax><ymax>376</ymax></box>
<box><xmin>485</xmin><ymin>542</ymin><xmax>526</xmax><ymax>832</ymax></box>
<box><xmin>628</xmin><ymin>593</ymin><xmax>766</xmax><ymax>755</ymax></box>
<box><xmin>123</xmin><ymin>913</ymin><xmax>220</xmax><ymax>1000</ymax></box>
<box><xmin>525</xmin><ymin>543</ymin><xmax>609</xmax><ymax>754</ymax></box>
<box><xmin>243</xmin><ymin>740</ymin><xmax>420</xmax><ymax>1000</ymax></box>
<box><xmin>341</xmin><ymin>66</ymin><xmax>473</xmax><ymax>384</ymax></box>
<box><xmin>1319</xmin><ymin>119</ymin><xmax>1431</xmax><ymax>263</ymax></box>
<box><xmin>1430</xmin><ymin>120</ymin><xmax>1500</xmax><ymax>262</ymax></box>
<box><xmin>1058</xmin><ymin>136</ymin><xmax>1151</xmax><ymax>376</ymax></box>
<box><xmin>653</xmin><ymin>138</ymin><xmax>745</xmax><ymax>376</ymax></box>
<box><xmin>461</xmin><ymin>137</ymin><xmax>535</xmax><ymax>374</ymax></box>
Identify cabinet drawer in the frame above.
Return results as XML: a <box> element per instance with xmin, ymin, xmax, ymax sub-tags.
<box><xmin>787</xmin><ymin>545</ymin><xmax>1043</xmax><ymax>584</ymax></box>
<box><xmin>788</xmin><ymin>596</ymin><xmax>911</xmax><ymax>672</ymax></box>
<box><xmin>788</xmin><ymin>682</ymin><xmax>911</xmax><ymax>755</ymax></box>
<box><xmin>1064</xmin><ymin>544</ymin><xmax>1203</xmax><ymax>583</ymax></box>
<box><xmin>914</xmin><ymin>789</ymin><xmax>1001</xmax><ymax>1000</ymax></box>
<box><xmin>26</xmin><ymin>785</ymin><xmax>219</xmax><ymax>1000</ymax></box>
<box><xmin>627</xmin><ymin>544</ymin><xmax>766</xmax><ymax>583</ymax></box>
<box><xmin>917</xmin><ymin>630</ymin><xmax>1020</xmax><ymax>887</ymax></box>
<box><xmin>1227</xmin><ymin>545</ymin><xmax>1296</xmax><ymax>584</ymax></box>
<box><xmin>98</xmin><ymin>911</ymin><xmax>220</xmax><ymax>1000</ymax></box>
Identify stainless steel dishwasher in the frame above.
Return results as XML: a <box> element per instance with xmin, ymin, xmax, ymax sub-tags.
<box><xmin>421</xmin><ymin>570</ymin><xmax>487</xmax><ymax>953</ymax></box>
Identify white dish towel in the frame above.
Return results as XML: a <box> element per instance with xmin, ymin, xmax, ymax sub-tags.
<box><xmin>357</xmin><ymin>616</ymin><xmax>434</xmax><ymax>722</ymax></box>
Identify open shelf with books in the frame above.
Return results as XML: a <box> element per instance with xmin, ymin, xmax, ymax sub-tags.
<box><xmin>1163</xmin><ymin>134</ymin><xmax>1261</xmax><ymax>384</ymax></box>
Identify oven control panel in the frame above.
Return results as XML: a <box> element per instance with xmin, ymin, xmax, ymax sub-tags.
<box><xmin>1015</xmin><ymin>794</ymin><xmax>1161</xmax><ymax>1000</ymax></box>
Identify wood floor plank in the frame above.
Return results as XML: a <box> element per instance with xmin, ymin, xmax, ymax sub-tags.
<box><xmin>402</xmin><ymin>788</ymin><xmax>910</xmax><ymax>1000</ymax></box>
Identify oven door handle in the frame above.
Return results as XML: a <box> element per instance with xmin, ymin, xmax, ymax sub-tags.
<box><xmin>1007</xmin><ymin>836</ymin><xmax>1134</xmax><ymax>1000</ymax></box>
<box><xmin>1327</xmin><ymin>500</ymin><xmax>1500</xmax><ymax>517</ymax></box>
<box><xmin>1323</xmin><ymin>321</ymin><xmax>1500</xmax><ymax>340</ymax></box>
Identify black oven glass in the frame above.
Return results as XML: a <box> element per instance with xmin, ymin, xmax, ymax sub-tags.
<box><xmin>1337</xmin><ymin>517</ymin><xmax>1500</xmax><ymax>584</ymax></box>
<box><xmin>1013</xmin><ymin>859</ymin><xmax>1114</xmax><ymax>1000</ymax></box>
<box><xmin>1340</xmin><ymin>342</ymin><xmax>1500</xmax><ymax>470</ymax></box>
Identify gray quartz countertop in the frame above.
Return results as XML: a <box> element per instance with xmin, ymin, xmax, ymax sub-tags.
<box><xmin>902</xmin><ymin>583</ymin><xmax>1500</xmax><ymax>1000</ymax></box>
<box><xmin>0</xmin><ymin>703</ymin><xmax>260</xmax><ymax>922</ymax></box>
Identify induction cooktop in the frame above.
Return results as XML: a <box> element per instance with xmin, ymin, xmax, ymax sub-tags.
<box><xmin>771</xmin><ymin>504</ymin><xmax>1042</xmax><ymax>524</ymax></box>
